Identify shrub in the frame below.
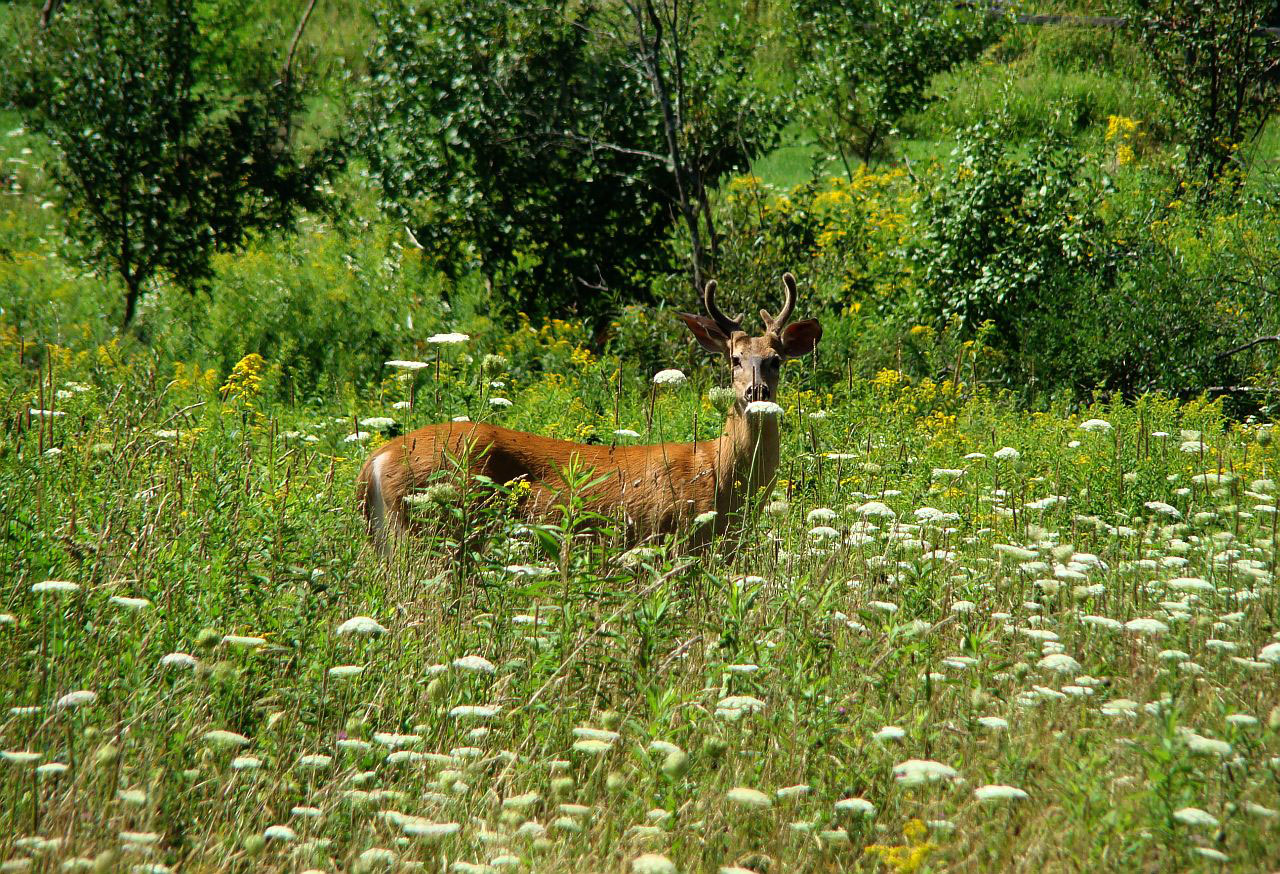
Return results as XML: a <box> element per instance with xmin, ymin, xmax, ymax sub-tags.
<box><xmin>914</xmin><ymin>121</ymin><xmax>1107</xmax><ymax>388</ymax></box>
<box><xmin>152</xmin><ymin>214</ymin><xmax>432</xmax><ymax>400</ymax></box>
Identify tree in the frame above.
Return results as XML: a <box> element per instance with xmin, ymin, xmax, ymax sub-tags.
<box><xmin>7</xmin><ymin>0</ymin><xmax>340</xmax><ymax>329</ymax></box>
<box><xmin>359</xmin><ymin>0</ymin><xmax>781</xmax><ymax>320</ymax></box>
<box><xmin>797</xmin><ymin>0</ymin><xmax>1003</xmax><ymax>173</ymax></box>
<box><xmin>609</xmin><ymin>0</ymin><xmax>783</xmax><ymax>292</ymax></box>
<box><xmin>1126</xmin><ymin>0</ymin><xmax>1280</xmax><ymax>191</ymax></box>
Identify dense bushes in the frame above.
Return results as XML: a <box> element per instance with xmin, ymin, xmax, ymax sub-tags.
<box><xmin>704</xmin><ymin>115</ymin><xmax>1280</xmax><ymax>409</ymax></box>
<box><xmin>915</xmin><ymin>24</ymin><xmax>1166</xmax><ymax>143</ymax></box>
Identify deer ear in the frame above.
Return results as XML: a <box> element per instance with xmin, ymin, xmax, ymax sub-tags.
<box><xmin>780</xmin><ymin>319</ymin><xmax>822</xmax><ymax>358</ymax></box>
<box><xmin>677</xmin><ymin>312</ymin><xmax>729</xmax><ymax>354</ymax></box>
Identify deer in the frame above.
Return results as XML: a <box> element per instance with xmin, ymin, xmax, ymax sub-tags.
<box><xmin>356</xmin><ymin>273</ymin><xmax>822</xmax><ymax>545</ymax></box>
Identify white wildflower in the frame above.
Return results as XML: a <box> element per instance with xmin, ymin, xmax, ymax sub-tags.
<box><xmin>725</xmin><ymin>787</ymin><xmax>772</xmax><ymax>808</ymax></box>
<box><xmin>1037</xmin><ymin>653</ymin><xmax>1082</xmax><ymax>674</ymax></box>
<box><xmin>1081</xmin><ymin>615</ymin><xmax>1123</xmax><ymax>631</ymax></box>
<box><xmin>892</xmin><ymin>759</ymin><xmax>959</xmax><ymax>786</ymax></box>
<box><xmin>221</xmin><ymin>634</ymin><xmax>265</xmax><ymax>648</ymax></box>
<box><xmin>857</xmin><ymin>500</ymin><xmax>895</xmax><ymax>518</ymax></box>
<box><xmin>452</xmin><ymin>655</ymin><xmax>496</xmax><ymax>674</ymax></box>
<box><xmin>834</xmin><ymin>797</ymin><xmax>875</xmax><ymax>816</ymax></box>
<box><xmin>571</xmin><ymin>739</ymin><xmax>613</xmax><ymax>755</ymax></box>
<box><xmin>744</xmin><ymin>400</ymin><xmax>784</xmax><ymax>416</ymax></box>
<box><xmin>402</xmin><ymin>820</ymin><xmax>461</xmax><ymax>841</ymax></box>
<box><xmin>1124</xmin><ymin>618</ymin><xmax>1168</xmax><ymax>635</ymax></box>
<box><xmin>203</xmin><ymin>729</ymin><xmax>250</xmax><ymax>749</ymax></box>
<box><xmin>31</xmin><ymin>581</ymin><xmax>80</xmax><ymax>595</ymax></box>
<box><xmin>1183</xmin><ymin>732</ymin><xmax>1231</xmax><ymax>756</ymax></box>
<box><xmin>630</xmin><ymin>854</ymin><xmax>676</xmax><ymax>874</ymax></box>
<box><xmin>159</xmin><ymin>653</ymin><xmax>198</xmax><ymax>673</ymax></box>
<box><xmin>337</xmin><ymin>616</ymin><xmax>387</xmax><ymax>637</ymax></box>
<box><xmin>1</xmin><ymin>751</ymin><xmax>41</xmax><ymax>765</ymax></box>
<box><xmin>1172</xmin><ymin>807</ymin><xmax>1218</xmax><ymax>827</ymax></box>
<box><xmin>974</xmin><ymin>784</ymin><xmax>1028</xmax><ymax>801</ymax></box>
<box><xmin>55</xmin><ymin>690</ymin><xmax>96</xmax><ymax>709</ymax></box>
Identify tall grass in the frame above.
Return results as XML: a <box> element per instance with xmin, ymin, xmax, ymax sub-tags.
<box><xmin>4</xmin><ymin>330</ymin><xmax>1279</xmax><ymax>871</ymax></box>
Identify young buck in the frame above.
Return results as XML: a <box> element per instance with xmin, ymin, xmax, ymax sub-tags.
<box><xmin>357</xmin><ymin>273</ymin><xmax>821</xmax><ymax>544</ymax></box>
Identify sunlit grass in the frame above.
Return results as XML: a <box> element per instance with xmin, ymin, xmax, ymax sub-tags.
<box><xmin>3</xmin><ymin>334</ymin><xmax>1279</xmax><ymax>872</ymax></box>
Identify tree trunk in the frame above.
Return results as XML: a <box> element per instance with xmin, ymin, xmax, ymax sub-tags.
<box><xmin>38</xmin><ymin>0</ymin><xmax>63</xmax><ymax>29</ymax></box>
<box><xmin>122</xmin><ymin>279</ymin><xmax>141</xmax><ymax>330</ymax></box>
<box><xmin>627</xmin><ymin>0</ymin><xmax>709</xmax><ymax>295</ymax></box>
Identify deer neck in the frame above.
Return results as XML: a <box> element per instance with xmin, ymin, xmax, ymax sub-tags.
<box><xmin>715</xmin><ymin>408</ymin><xmax>781</xmax><ymax>515</ymax></box>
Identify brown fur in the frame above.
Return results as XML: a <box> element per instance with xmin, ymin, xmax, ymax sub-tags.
<box><xmin>356</xmin><ymin>274</ymin><xmax>820</xmax><ymax>547</ymax></box>
<box><xmin>355</xmin><ymin>412</ymin><xmax>780</xmax><ymax>544</ymax></box>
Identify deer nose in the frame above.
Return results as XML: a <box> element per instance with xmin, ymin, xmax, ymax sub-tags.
<box><xmin>745</xmin><ymin>384</ymin><xmax>770</xmax><ymax>401</ymax></box>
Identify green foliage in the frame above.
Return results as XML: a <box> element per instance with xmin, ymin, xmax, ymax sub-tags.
<box><xmin>5</xmin><ymin>0</ymin><xmax>341</xmax><ymax>328</ymax></box>
<box><xmin>916</xmin><ymin>25</ymin><xmax>1167</xmax><ymax>144</ymax></box>
<box><xmin>1126</xmin><ymin>0</ymin><xmax>1280</xmax><ymax>191</ymax></box>
<box><xmin>796</xmin><ymin>0</ymin><xmax>1004</xmax><ymax>171</ymax></box>
<box><xmin>155</xmin><ymin>215</ymin><xmax>436</xmax><ymax>400</ymax></box>
<box><xmin>358</xmin><ymin>0</ymin><xmax>669</xmax><ymax>324</ymax></box>
<box><xmin>358</xmin><ymin>0</ymin><xmax>783</xmax><ymax>323</ymax></box>
<box><xmin>912</xmin><ymin>118</ymin><xmax>1280</xmax><ymax>402</ymax></box>
<box><xmin>915</xmin><ymin>122</ymin><xmax>1106</xmax><ymax>372</ymax></box>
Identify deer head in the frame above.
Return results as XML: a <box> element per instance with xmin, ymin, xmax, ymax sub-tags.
<box><xmin>677</xmin><ymin>273</ymin><xmax>823</xmax><ymax>410</ymax></box>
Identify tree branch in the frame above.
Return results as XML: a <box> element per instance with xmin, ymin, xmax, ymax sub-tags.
<box><xmin>1215</xmin><ymin>334</ymin><xmax>1280</xmax><ymax>360</ymax></box>
<box><xmin>282</xmin><ymin>0</ymin><xmax>319</xmax><ymax>87</ymax></box>
<box><xmin>557</xmin><ymin>130</ymin><xmax>670</xmax><ymax>164</ymax></box>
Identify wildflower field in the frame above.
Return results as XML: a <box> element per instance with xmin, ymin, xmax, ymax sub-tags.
<box><xmin>5</xmin><ymin>0</ymin><xmax>1280</xmax><ymax>870</ymax></box>
<box><xmin>5</xmin><ymin>331</ymin><xmax>1280</xmax><ymax>872</ymax></box>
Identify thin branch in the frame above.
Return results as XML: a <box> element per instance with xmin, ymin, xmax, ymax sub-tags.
<box><xmin>282</xmin><ymin>0</ymin><xmax>320</xmax><ymax>86</ymax></box>
<box><xmin>557</xmin><ymin>130</ymin><xmax>669</xmax><ymax>164</ymax></box>
<box><xmin>1215</xmin><ymin>334</ymin><xmax>1280</xmax><ymax>360</ymax></box>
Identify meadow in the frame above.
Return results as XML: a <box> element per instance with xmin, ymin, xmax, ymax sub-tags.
<box><xmin>4</xmin><ymin>330</ymin><xmax>1280</xmax><ymax>872</ymax></box>
<box><xmin>4</xmin><ymin>1</ymin><xmax>1280</xmax><ymax>872</ymax></box>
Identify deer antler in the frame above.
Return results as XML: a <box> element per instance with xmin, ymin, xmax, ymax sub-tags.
<box><xmin>760</xmin><ymin>272</ymin><xmax>797</xmax><ymax>336</ymax></box>
<box><xmin>704</xmin><ymin>280</ymin><xmax>743</xmax><ymax>336</ymax></box>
